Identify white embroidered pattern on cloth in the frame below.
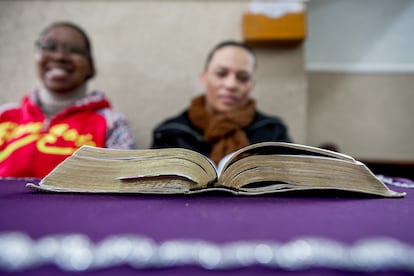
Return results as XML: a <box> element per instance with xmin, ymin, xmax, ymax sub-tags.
<box><xmin>377</xmin><ymin>175</ymin><xmax>414</xmax><ymax>189</ymax></box>
<box><xmin>0</xmin><ymin>232</ymin><xmax>413</xmax><ymax>273</ymax></box>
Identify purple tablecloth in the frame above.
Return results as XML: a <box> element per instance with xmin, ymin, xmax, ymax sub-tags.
<box><xmin>0</xmin><ymin>178</ymin><xmax>413</xmax><ymax>276</ymax></box>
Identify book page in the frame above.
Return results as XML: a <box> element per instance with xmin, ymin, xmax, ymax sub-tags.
<box><xmin>220</xmin><ymin>142</ymin><xmax>356</xmax><ymax>174</ymax></box>
<box><xmin>217</xmin><ymin>142</ymin><xmax>404</xmax><ymax>198</ymax></box>
<box><xmin>32</xmin><ymin>146</ymin><xmax>218</xmax><ymax>193</ymax></box>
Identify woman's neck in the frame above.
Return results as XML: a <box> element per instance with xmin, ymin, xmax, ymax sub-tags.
<box><xmin>37</xmin><ymin>85</ymin><xmax>87</xmax><ymax>118</ymax></box>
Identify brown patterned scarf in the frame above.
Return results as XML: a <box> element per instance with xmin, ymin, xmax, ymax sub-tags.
<box><xmin>188</xmin><ymin>95</ymin><xmax>256</xmax><ymax>164</ymax></box>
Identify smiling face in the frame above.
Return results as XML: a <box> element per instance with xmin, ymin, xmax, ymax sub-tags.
<box><xmin>200</xmin><ymin>45</ymin><xmax>256</xmax><ymax>114</ymax></box>
<box><xmin>35</xmin><ymin>25</ymin><xmax>93</xmax><ymax>94</ymax></box>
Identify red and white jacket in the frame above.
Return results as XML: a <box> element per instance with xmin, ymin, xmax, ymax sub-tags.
<box><xmin>0</xmin><ymin>90</ymin><xmax>135</xmax><ymax>178</ymax></box>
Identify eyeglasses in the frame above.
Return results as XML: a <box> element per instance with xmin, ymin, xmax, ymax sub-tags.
<box><xmin>35</xmin><ymin>40</ymin><xmax>89</xmax><ymax>57</ymax></box>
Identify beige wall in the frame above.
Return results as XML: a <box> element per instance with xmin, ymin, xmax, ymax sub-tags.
<box><xmin>307</xmin><ymin>72</ymin><xmax>414</xmax><ymax>160</ymax></box>
<box><xmin>1</xmin><ymin>1</ymin><xmax>413</xmax><ymax>160</ymax></box>
<box><xmin>0</xmin><ymin>1</ymin><xmax>307</xmax><ymax>148</ymax></box>
<box><xmin>305</xmin><ymin>0</ymin><xmax>414</xmax><ymax>160</ymax></box>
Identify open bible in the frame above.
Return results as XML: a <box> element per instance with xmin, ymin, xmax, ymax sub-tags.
<box><xmin>27</xmin><ymin>142</ymin><xmax>404</xmax><ymax>197</ymax></box>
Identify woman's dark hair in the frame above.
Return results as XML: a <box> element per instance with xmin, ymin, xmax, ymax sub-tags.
<box><xmin>37</xmin><ymin>21</ymin><xmax>96</xmax><ymax>80</ymax></box>
<box><xmin>204</xmin><ymin>40</ymin><xmax>257</xmax><ymax>70</ymax></box>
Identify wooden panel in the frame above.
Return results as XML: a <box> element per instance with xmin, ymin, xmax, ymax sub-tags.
<box><xmin>242</xmin><ymin>12</ymin><xmax>306</xmax><ymax>46</ymax></box>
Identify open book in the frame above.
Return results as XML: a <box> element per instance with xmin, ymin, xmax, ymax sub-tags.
<box><xmin>27</xmin><ymin>142</ymin><xmax>405</xmax><ymax>197</ymax></box>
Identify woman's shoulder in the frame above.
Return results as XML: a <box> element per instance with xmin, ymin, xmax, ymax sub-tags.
<box><xmin>152</xmin><ymin>110</ymin><xmax>204</xmax><ymax>138</ymax></box>
<box><xmin>252</xmin><ymin>110</ymin><xmax>287</xmax><ymax>126</ymax></box>
<box><xmin>85</xmin><ymin>91</ymin><xmax>132</xmax><ymax>127</ymax></box>
<box><xmin>247</xmin><ymin>110</ymin><xmax>292</xmax><ymax>143</ymax></box>
<box><xmin>154</xmin><ymin>110</ymin><xmax>191</xmax><ymax>129</ymax></box>
<box><xmin>80</xmin><ymin>90</ymin><xmax>110</xmax><ymax>106</ymax></box>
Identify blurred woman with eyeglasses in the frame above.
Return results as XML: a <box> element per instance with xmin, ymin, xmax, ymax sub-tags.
<box><xmin>0</xmin><ymin>21</ymin><xmax>135</xmax><ymax>178</ymax></box>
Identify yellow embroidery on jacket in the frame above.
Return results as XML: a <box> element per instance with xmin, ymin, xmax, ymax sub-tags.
<box><xmin>0</xmin><ymin>122</ymin><xmax>97</xmax><ymax>161</ymax></box>
<box><xmin>0</xmin><ymin>134</ymin><xmax>40</xmax><ymax>162</ymax></box>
